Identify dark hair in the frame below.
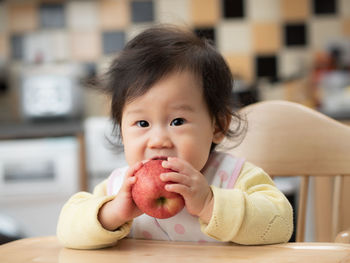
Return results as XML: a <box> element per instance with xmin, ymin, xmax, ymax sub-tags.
<box><xmin>101</xmin><ymin>25</ymin><xmax>245</xmax><ymax>150</ymax></box>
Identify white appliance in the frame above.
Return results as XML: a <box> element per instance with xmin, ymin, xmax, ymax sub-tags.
<box><xmin>0</xmin><ymin>137</ymin><xmax>79</xmax><ymax>237</ymax></box>
<box><xmin>19</xmin><ymin>64</ymin><xmax>83</xmax><ymax>120</ymax></box>
<box><xmin>320</xmin><ymin>71</ymin><xmax>350</xmax><ymax>118</ymax></box>
<box><xmin>84</xmin><ymin>117</ymin><xmax>127</xmax><ymax>191</ymax></box>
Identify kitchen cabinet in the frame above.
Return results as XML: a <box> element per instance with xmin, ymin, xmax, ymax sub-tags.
<box><xmin>0</xmin><ymin>120</ymin><xmax>87</xmax><ymax>238</ymax></box>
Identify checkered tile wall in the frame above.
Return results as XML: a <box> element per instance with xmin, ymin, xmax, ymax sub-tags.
<box><xmin>1</xmin><ymin>0</ymin><xmax>349</xmax><ymax>86</ymax></box>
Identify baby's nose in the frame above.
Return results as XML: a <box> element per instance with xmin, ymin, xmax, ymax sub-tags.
<box><xmin>148</xmin><ymin>128</ymin><xmax>173</xmax><ymax>149</ymax></box>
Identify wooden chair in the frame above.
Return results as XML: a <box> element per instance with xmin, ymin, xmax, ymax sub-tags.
<box><xmin>223</xmin><ymin>100</ymin><xmax>350</xmax><ymax>242</ymax></box>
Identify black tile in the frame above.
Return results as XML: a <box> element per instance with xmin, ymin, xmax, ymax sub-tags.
<box><xmin>255</xmin><ymin>55</ymin><xmax>278</xmax><ymax>80</ymax></box>
<box><xmin>223</xmin><ymin>0</ymin><xmax>245</xmax><ymax>18</ymax></box>
<box><xmin>232</xmin><ymin>87</ymin><xmax>259</xmax><ymax>107</ymax></box>
<box><xmin>39</xmin><ymin>3</ymin><xmax>65</xmax><ymax>28</ymax></box>
<box><xmin>0</xmin><ymin>78</ymin><xmax>8</xmax><ymax>93</ymax></box>
<box><xmin>10</xmin><ymin>34</ymin><xmax>24</xmax><ymax>60</ymax></box>
<box><xmin>131</xmin><ymin>0</ymin><xmax>154</xmax><ymax>23</ymax></box>
<box><xmin>83</xmin><ymin>63</ymin><xmax>97</xmax><ymax>79</ymax></box>
<box><xmin>284</xmin><ymin>23</ymin><xmax>307</xmax><ymax>47</ymax></box>
<box><xmin>313</xmin><ymin>0</ymin><xmax>337</xmax><ymax>15</ymax></box>
<box><xmin>82</xmin><ymin>62</ymin><xmax>97</xmax><ymax>84</ymax></box>
<box><xmin>102</xmin><ymin>31</ymin><xmax>126</xmax><ymax>54</ymax></box>
<box><xmin>194</xmin><ymin>27</ymin><xmax>216</xmax><ymax>45</ymax></box>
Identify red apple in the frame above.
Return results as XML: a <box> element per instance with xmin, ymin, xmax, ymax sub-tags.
<box><xmin>131</xmin><ymin>159</ymin><xmax>185</xmax><ymax>219</ymax></box>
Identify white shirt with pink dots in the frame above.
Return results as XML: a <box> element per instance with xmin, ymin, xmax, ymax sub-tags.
<box><xmin>107</xmin><ymin>151</ymin><xmax>245</xmax><ymax>242</ymax></box>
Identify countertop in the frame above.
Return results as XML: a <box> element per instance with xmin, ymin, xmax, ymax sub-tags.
<box><xmin>0</xmin><ymin>119</ymin><xmax>84</xmax><ymax>139</ymax></box>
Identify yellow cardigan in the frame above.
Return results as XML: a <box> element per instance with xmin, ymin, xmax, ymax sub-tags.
<box><xmin>57</xmin><ymin>162</ymin><xmax>293</xmax><ymax>249</ymax></box>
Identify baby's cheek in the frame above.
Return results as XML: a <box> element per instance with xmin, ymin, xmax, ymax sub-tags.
<box><xmin>124</xmin><ymin>143</ymin><xmax>142</xmax><ymax>166</ymax></box>
<box><xmin>180</xmin><ymin>141</ymin><xmax>209</xmax><ymax>172</ymax></box>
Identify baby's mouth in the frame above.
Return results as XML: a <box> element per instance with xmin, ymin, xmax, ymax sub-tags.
<box><xmin>151</xmin><ymin>156</ymin><xmax>168</xmax><ymax>161</ymax></box>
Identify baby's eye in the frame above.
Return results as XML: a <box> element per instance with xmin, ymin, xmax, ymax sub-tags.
<box><xmin>170</xmin><ymin>118</ymin><xmax>185</xmax><ymax>126</ymax></box>
<box><xmin>136</xmin><ymin>120</ymin><xmax>149</xmax><ymax>128</ymax></box>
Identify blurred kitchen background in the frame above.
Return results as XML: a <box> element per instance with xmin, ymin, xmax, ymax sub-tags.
<box><xmin>0</xmin><ymin>0</ymin><xmax>349</xmax><ymax>244</ymax></box>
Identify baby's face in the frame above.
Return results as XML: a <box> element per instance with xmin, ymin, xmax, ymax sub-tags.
<box><xmin>121</xmin><ymin>70</ymin><xmax>224</xmax><ymax>171</ymax></box>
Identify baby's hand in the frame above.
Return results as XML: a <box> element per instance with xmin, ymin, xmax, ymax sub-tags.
<box><xmin>160</xmin><ymin>157</ymin><xmax>213</xmax><ymax>223</ymax></box>
<box><xmin>98</xmin><ymin>162</ymin><xmax>144</xmax><ymax>231</ymax></box>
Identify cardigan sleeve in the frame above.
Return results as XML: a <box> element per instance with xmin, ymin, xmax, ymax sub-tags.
<box><xmin>200</xmin><ymin>161</ymin><xmax>294</xmax><ymax>244</ymax></box>
<box><xmin>56</xmin><ymin>179</ymin><xmax>132</xmax><ymax>249</ymax></box>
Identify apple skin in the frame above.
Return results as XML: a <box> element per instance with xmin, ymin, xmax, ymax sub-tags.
<box><xmin>131</xmin><ymin>159</ymin><xmax>185</xmax><ymax>219</ymax></box>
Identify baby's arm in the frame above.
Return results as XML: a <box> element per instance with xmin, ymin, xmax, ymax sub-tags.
<box><xmin>56</xmin><ymin>180</ymin><xmax>131</xmax><ymax>249</ymax></box>
<box><xmin>57</xmin><ymin>163</ymin><xmax>143</xmax><ymax>249</ymax></box>
<box><xmin>98</xmin><ymin>162</ymin><xmax>143</xmax><ymax>230</ymax></box>
<box><xmin>200</xmin><ymin>162</ymin><xmax>293</xmax><ymax>245</ymax></box>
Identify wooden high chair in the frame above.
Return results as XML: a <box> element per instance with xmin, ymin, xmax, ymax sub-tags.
<box><xmin>224</xmin><ymin>100</ymin><xmax>350</xmax><ymax>243</ymax></box>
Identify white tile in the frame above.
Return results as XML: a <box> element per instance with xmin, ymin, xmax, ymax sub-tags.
<box><xmin>51</xmin><ymin>31</ymin><xmax>70</xmax><ymax>62</ymax></box>
<box><xmin>279</xmin><ymin>49</ymin><xmax>312</xmax><ymax>79</ymax></box>
<box><xmin>96</xmin><ymin>56</ymin><xmax>114</xmax><ymax>75</ymax></box>
<box><xmin>217</xmin><ymin>21</ymin><xmax>252</xmax><ymax>53</ymax></box>
<box><xmin>23</xmin><ymin>31</ymin><xmax>69</xmax><ymax>63</ymax></box>
<box><xmin>67</xmin><ymin>1</ymin><xmax>99</xmax><ymax>30</ymax></box>
<box><xmin>24</xmin><ymin>32</ymin><xmax>51</xmax><ymax>63</ymax></box>
<box><xmin>247</xmin><ymin>0</ymin><xmax>280</xmax><ymax>21</ymax></box>
<box><xmin>339</xmin><ymin>0</ymin><xmax>350</xmax><ymax>17</ymax></box>
<box><xmin>258</xmin><ymin>81</ymin><xmax>286</xmax><ymax>101</ymax></box>
<box><xmin>155</xmin><ymin>0</ymin><xmax>190</xmax><ymax>26</ymax></box>
<box><xmin>126</xmin><ymin>24</ymin><xmax>154</xmax><ymax>42</ymax></box>
<box><xmin>310</xmin><ymin>18</ymin><xmax>342</xmax><ymax>50</ymax></box>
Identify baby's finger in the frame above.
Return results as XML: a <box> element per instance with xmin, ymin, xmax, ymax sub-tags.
<box><xmin>120</xmin><ymin>172</ymin><xmax>137</xmax><ymax>192</ymax></box>
<box><xmin>160</xmin><ymin>172</ymin><xmax>191</xmax><ymax>186</ymax></box>
<box><xmin>162</xmin><ymin>157</ymin><xmax>192</xmax><ymax>174</ymax></box>
<box><xmin>165</xmin><ymin>183</ymin><xmax>191</xmax><ymax>198</ymax></box>
<box><xmin>125</xmin><ymin>162</ymin><xmax>143</xmax><ymax>177</ymax></box>
<box><xmin>125</xmin><ymin>176</ymin><xmax>137</xmax><ymax>190</ymax></box>
<box><xmin>120</xmin><ymin>162</ymin><xmax>142</xmax><ymax>192</ymax></box>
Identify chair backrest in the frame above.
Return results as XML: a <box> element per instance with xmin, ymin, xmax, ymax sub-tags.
<box><xmin>223</xmin><ymin>100</ymin><xmax>350</xmax><ymax>242</ymax></box>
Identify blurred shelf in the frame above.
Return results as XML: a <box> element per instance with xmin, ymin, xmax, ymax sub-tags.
<box><xmin>0</xmin><ymin>119</ymin><xmax>83</xmax><ymax>140</ymax></box>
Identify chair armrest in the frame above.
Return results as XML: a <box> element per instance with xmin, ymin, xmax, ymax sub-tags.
<box><xmin>335</xmin><ymin>229</ymin><xmax>350</xmax><ymax>243</ymax></box>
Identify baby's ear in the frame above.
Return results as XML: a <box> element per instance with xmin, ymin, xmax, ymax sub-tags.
<box><xmin>212</xmin><ymin>114</ymin><xmax>231</xmax><ymax>144</ymax></box>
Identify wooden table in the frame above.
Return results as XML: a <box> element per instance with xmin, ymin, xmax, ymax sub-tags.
<box><xmin>1</xmin><ymin>236</ymin><xmax>350</xmax><ymax>263</ymax></box>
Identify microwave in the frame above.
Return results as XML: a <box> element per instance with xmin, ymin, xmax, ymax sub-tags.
<box><xmin>19</xmin><ymin>64</ymin><xmax>83</xmax><ymax>120</ymax></box>
<box><xmin>0</xmin><ymin>136</ymin><xmax>79</xmax><ymax>197</ymax></box>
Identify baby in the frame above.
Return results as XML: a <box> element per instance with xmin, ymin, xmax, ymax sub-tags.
<box><xmin>57</xmin><ymin>25</ymin><xmax>293</xmax><ymax>249</ymax></box>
